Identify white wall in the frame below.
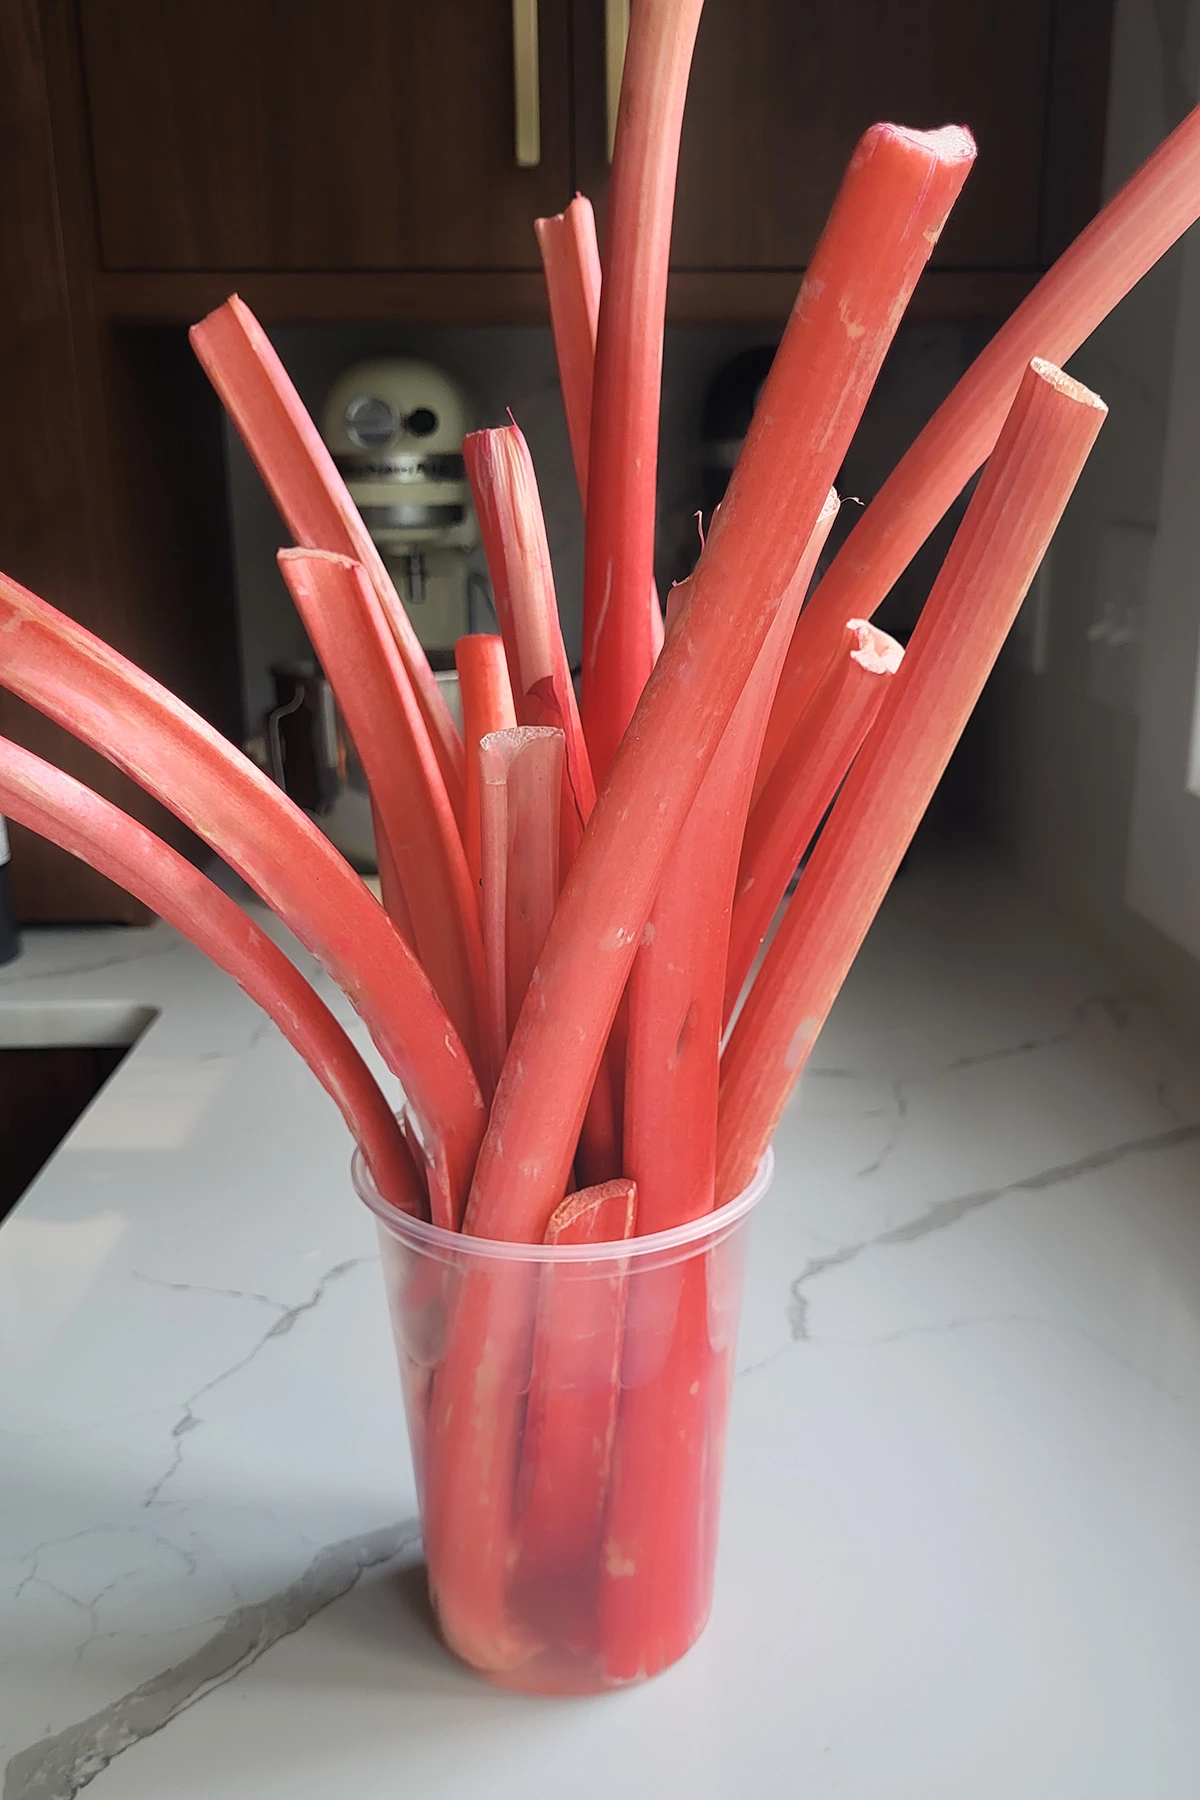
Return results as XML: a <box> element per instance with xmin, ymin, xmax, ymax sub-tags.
<box><xmin>979</xmin><ymin>0</ymin><xmax>1200</xmax><ymax>1022</ymax></box>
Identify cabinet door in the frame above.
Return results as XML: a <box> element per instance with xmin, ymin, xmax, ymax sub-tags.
<box><xmin>577</xmin><ymin>0</ymin><xmax>1101</xmax><ymax>274</ymax></box>
<box><xmin>80</xmin><ymin>0</ymin><xmax>573</xmax><ymax>270</ymax></box>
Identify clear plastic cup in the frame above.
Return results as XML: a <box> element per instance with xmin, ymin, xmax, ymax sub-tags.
<box><xmin>354</xmin><ymin>1150</ymin><xmax>772</xmax><ymax>1694</ymax></box>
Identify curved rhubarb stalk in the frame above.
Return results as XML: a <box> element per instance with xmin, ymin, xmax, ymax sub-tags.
<box><xmin>455</xmin><ymin>635</ymin><xmax>516</xmax><ymax>896</ymax></box>
<box><xmin>725</xmin><ymin>620</ymin><xmax>902</xmax><ymax>1021</ymax></box>
<box><xmin>754</xmin><ymin>98</ymin><xmax>1200</xmax><ymax>800</ymax></box>
<box><xmin>190</xmin><ymin>295</ymin><xmax>465</xmax><ymax>822</ymax></box>
<box><xmin>536</xmin><ymin>195</ymin><xmax>665</xmax><ymax>663</ymax></box>
<box><xmin>0</xmin><ymin>736</ymin><xmax>423</xmax><ymax>1217</ymax></box>
<box><xmin>465</xmin><ymin>122</ymin><xmax>977</xmax><ymax>1247</ymax></box>
<box><xmin>0</xmin><ymin>571</ymin><xmax>485</xmax><ymax>1217</ymax></box>
<box><xmin>478</xmin><ymin>726</ymin><xmax>564</xmax><ymax>1092</ymax></box>
<box><xmin>278</xmin><ymin>550</ymin><xmax>486</xmax><ymax>1072</ymax></box>
<box><xmin>580</xmin><ymin>0</ymin><xmax>703</xmax><ymax>783</ymax></box>
<box><xmin>535</xmin><ymin>196</ymin><xmax>603</xmax><ymax>500</ymax></box>
<box><xmin>719</xmin><ymin>361</ymin><xmax>1107</xmax><ymax>1202</ymax></box>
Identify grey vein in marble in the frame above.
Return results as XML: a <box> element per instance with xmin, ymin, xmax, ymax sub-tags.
<box><xmin>787</xmin><ymin>1117</ymin><xmax>1200</xmax><ymax>1341</ymax></box>
<box><xmin>851</xmin><ymin>993</ymin><xmax>1141</xmax><ymax>1182</ymax></box>
<box><xmin>2</xmin><ymin>1523</ymin><xmax>419</xmax><ymax>1800</ymax></box>
<box><xmin>141</xmin><ymin>1258</ymin><xmax>375</xmax><ymax>1508</ymax></box>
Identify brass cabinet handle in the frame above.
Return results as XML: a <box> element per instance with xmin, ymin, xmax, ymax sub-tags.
<box><xmin>512</xmin><ymin>0</ymin><xmax>541</xmax><ymax>167</ymax></box>
<box><xmin>605</xmin><ymin>0</ymin><xmax>630</xmax><ymax>162</ymax></box>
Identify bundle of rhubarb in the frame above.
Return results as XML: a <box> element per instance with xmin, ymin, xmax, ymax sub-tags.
<box><xmin>4</xmin><ymin>0</ymin><xmax>1200</xmax><ymax>1690</ymax></box>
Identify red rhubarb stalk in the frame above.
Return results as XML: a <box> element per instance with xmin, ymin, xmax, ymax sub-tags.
<box><xmin>478</xmin><ymin>726</ymin><xmax>564</xmax><ymax>1092</ymax></box>
<box><xmin>726</xmin><ymin>620</ymin><xmax>902</xmax><ymax>1021</ymax></box>
<box><xmin>465</xmin><ymin>122</ymin><xmax>977</xmax><ymax>1247</ymax></box>
<box><xmin>0</xmin><ymin>572</ymin><xmax>485</xmax><ymax>1218</ymax></box>
<box><xmin>580</xmin><ymin>0</ymin><xmax>702</xmax><ymax>782</ymax></box>
<box><xmin>598</xmin><ymin>1254</ymin><xmax>713</xmax><ymax>1681</ymax></box>
<box><xmin>624</xmin><ymin>492</ymin><xmax>839</xmax><ymax>1236</ymax></box>
<box><xmin>427</xmin><ymin>119</ymin><xmax>976</xmax><ymax>1680</ymax></box>
<box><xmin>719</xmin><ymin>360</ymin><xmax>1107</xmax><ymax>1202</ymax></box>
<box><xmin>465</xmin><ymin>423</ymin><xmax>621</xmax><ymax>1181</ymax></box>
<box><xmin>279</xmin><ymin>550</ymin><xmax>486</xmax><ymax>1074</ymax></box>
<box><xmin>534</xmin><ymin>196</ymin><xmax>603</xmax><ymax>501</ymax></box>
<box><xmin>0</xmin><ymin>736</ymin><xmax>422</xmax><ymax>1217</ymax></box>
<box><xmin>190</xmin><ymin>296</ymin><xmax>465</xmax><ymax>821</ymax></box>
<box><xmin>536</xmin><ymin>194</ymin><xmax>665</xmax><ymax>662</ymax></box>
<box><xmin>754</xmin><ymin>98</ymin><xmax>1200</xmax><ymax>800</ymax></box>
<box><xmin>582</xmin><ymin>0</ymin><xmax>705</xmax><ymax>777</ymax></box>
<box><xmin>464</xmin><ymin>425</ymin><xmax>596</xmax><ymax>839</ymax></box>
<box><xmin>455</xmin><ymin>635</ymin><xmax>517</xmax><ymax>897</ymax></box>
<box><xmin>591</xmin><ymin>497</ymin><xmax>835</xmax><ymax>1681</ymax></box>
<box><xmin>512</xmin><ymin>1179</ymin><xmax>638</xmax><ymax>1633</ymax></box>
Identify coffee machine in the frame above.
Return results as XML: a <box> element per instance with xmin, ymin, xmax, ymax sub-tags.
<box><xmin>321</xmin><ymin>357</ymin><xmax>479</xmax><ymax>665</ymax></box>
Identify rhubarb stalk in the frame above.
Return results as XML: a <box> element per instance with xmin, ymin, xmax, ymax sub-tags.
<box><xmin>726</xmin><ymin>620</ymin><xmax>902</xmax><ymax>1021</ymax></box>
<box><xmin>719</xmin><ymin>360</ymin><xmax>1107</xmax><ymax>1202</ymax></box>
<box><xmin>580</xmin><ymin>0</ymin><xmax>702</xmax><ymax>782</ymax></box>
<box><xmin>512</xmin><ymin>1179</ymin><xmax>638</xmax><ymax>1630</ymax></box>
<box><xmin>754</xmin><ymin>98</ymin><xmax>1200</xmax><ymax>799</ymax></box>
<box><xmin>478</xmin><ymin>726</ymin><xmax>564</xmax><ymax>1091</ymax></box>
<box><xmin>465</xmin><ymin>423</ymin><xmax>621</xmax><ymax>1180</ymax></box>
<box><xmin>535</xmin><ymin>196</ymin><xmax>603</xmax><ymax>501</ymax></box>
<box><xmin>0</xmin><ymin>572</ymin><xmax>485</xmax><ymax>1218</ymax></box>
<box><xmin>465</xmin><ymin>122</ymin><xmax>977</xmax><ymax>1247</ymax></box>
<box><xmin>623</xmin><ymin>492</ymin><xmax>839</xmax><ymax>1236</ymax></box>
<box><xmin>0</xmin><ymin>736</ymin><xmax>422</xmax><ymax>1217</ymax></box>
<box><xmin>592</xmin><ymin>496</ymin><xmax>838</xmax><ymax>1680</ymax></box>
<box><xmin>536</xmin><ymin>194</ymin><xmax>665</xmax><ymax>661</ymax></box>
<box><xmin>190</xmin><ymin>296</ymin><xmax>465</xmax><ymax>820</ymax></box>
<box><xmin>455</xmin><ymin>635</ymin><xmax>517</xmax><ymax>897</ymax></box>
<box><xmin>279</xmin><ymin>550</ymin><xmax>486</xmax><ymax>1074</ymax></box>
<box><xmin>464</xmin><ymin>425</ymin><xmax>596</xmax><ymax>841</ymax></box>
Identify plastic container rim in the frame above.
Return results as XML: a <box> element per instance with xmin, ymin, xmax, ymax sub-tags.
<box><xmin>353</xmin><ymin>1143</ymin><xmax>773</xmax><ymax>1266</ymax></box>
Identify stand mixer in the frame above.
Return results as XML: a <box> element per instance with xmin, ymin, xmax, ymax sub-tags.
<box><xmin>321</xmin><ymin>357</ymin><xmax>480</xmax><ymax>666</ymax></box>
<box><xmin>266</xmin><ymin>358</ymin><xmax>480</xmax><ymax>873</ymax></box>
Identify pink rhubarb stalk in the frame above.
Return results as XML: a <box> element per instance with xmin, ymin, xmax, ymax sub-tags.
<box><xmin>726</xmin><ymin>620</ymin><xmax>902</xmax><ymax>1021</ymax></box>
<box><xmin>465</xmin><ymin>422</ymin><xmax>621</xmax><ymax>1181</ymax></box>
<box><xmin>623</xmin><ymin>492</ymin><xmax>838</xmax><ymax>1236</ymax></box>
<box><xmin>279</xmin><ymin>550</ymin><xmax>486</xmax><ymax>1075</ymax></box>
<box><xmin>719</xmin><ymin>360</ymin><xmax>1107</xmax><ymax>1203</ymax></box>
<box><xmin>754</xmin><ymin>97</ymin><xmax>1200</xmax><ymax>800</ymax></box>
<box><xmin>580</xmin><ymin>0</ymin><xmax>704</xmax><ymax>782</ymax></box>
<box><xmin>190</xmin><ymin>295</ymin><xmax>465</xmax><ymax>821</ymax></box>
<box><xmin>0</xmin><ymin>736</ymin><xmax>422</xmax><ymax>1217</ymax></box>
<box><xmin>536</xmin><ymin>194</ymin><xmax>665</xmax><ymax>662</ymax></box>
<box><xmin>478</xmin><ymin>726</ymin><xmax>564</xmax><ymax>1092</ymax></box>
<box><xmin>464</xmin><ymin>425</ymin><xmax>596</xmax><ymax>840</ymax></box>
<box><xmin>512</xmin><ymin>1179</ymin><xmax>638</xmax><ymax>1629</ymax></box>
<box><xmin>0</xmin><ymin>572</ymin><xmax>485</xmax><ymax>1219</ymax></box>
<box><xmin>534</xmin><ymin>196</ymin><xmax>603</xmax><ymax>501</ymax></box>
<box><xmin>465</xmin><ymin>122</ymin><xmax>977</xmax><ymax>1248</ymax></box>
<box><xmin>455</xmin><ymin>635</ymin><xmax>517</xmax><ymax>897</ymax></box>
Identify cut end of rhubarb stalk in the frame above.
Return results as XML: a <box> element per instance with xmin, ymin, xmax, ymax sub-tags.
<box><xmin>1028</xmin><ymin>357</ymin><xmax>1108</xmax><ymax>410</ymax></box>
<box><xmin>544</xmin><ymin>1179</ymin><xmax>638</xmax><ymax>1245</ymax></box>
<box><xmin>847</xmin><ymin>619</ymin><xmax>904</xmax><ymax>676</ymax></box>
<box><xmin>887</xmin><ymin>123</ymin><xmax>977</xmax><ymax>162</ymax></box>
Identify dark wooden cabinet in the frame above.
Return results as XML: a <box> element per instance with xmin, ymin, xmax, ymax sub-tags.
<box><xmin>0</xmin><ymin>0</ymin><xmax>1112</xmax><ymax>921</ymax></box>
<box><xmin>81</xmin><ymin>0</ymin><xmax>574</xmax><ymax>272</ymax></box>
<box><xmin>81</xmin><ymin>0</ymin><xmax>1109</xmax><ymax>293</ymax></box>
<box><xmin>671</xmin><ymin>0</ymin><xmax>1053</xmax><ymax>270</ymax></box>
<box><xmin>577</xmin><ymin>0</ymin><xmax>1110</xmax><ymax>285</ymax></box>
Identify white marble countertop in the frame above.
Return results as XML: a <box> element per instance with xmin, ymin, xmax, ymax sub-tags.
<box><xmin>3</xmin><ymin>856</ymin><xmax>1200</xmax><ymax>1798</ymax></box>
